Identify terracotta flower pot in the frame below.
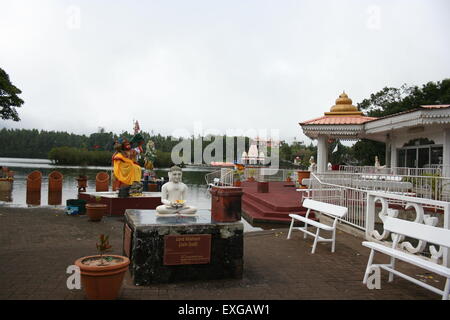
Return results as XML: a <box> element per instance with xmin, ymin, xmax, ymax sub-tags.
<box><xmin>27</xmin><ymin>170</ymin><xmax>42</xmax><ymax>192</ymax></box>
<box><xmin>48</xmin><ymin>171</ymin><xmax>63</xmax><ymax>192</ymax></box>
<box><xmin>75</xmin><ymin>255</ymin><xmax>130</xmax><ymax>300</ymax></box>
<box><xmin>86</xmin><ymin>203</ymin><xmax>107</xmax><ymax>221</ymax></box>
<box><xmin>233</xmin><ymin>180</ymin><xmax>242</xmax><ymax>187</ymax></box>
<box><xmin>95</xmin><ymin>172</ymin><xmax>110</xmax><ymax>192</ymax></box>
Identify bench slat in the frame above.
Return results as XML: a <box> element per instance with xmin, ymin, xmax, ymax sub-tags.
<box><xmin>289</xmin><ymin>214</ymin><xmax>334</xmax><ymax>231</ymax></box>
<box><xmin>362</xmin><ymin>241</ymin><xmax>450</xmax><ymax>278</ymax></box>
<box><xmin>384</xmin><ymin>217</ymin><xmax>450</xmax><ymax>248</ymax></box>
<box><xmin>302</xmin><ymin>199</ymin><xmax>347</xmax><ymax>218</ymax></box>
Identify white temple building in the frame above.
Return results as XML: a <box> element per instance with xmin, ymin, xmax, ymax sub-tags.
<box><xmin>300</xmin><ymin>92</ymin><xmax>450</xmax><ymax>177</ymax></box>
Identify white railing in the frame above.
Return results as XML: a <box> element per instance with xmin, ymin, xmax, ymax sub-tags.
<box><xmin>366</xmin><ymin>191</ymin><xmax>450</xmax><ymax>267</ymax></box>
<box><xmin>306</xmin><ymin>172</ymin><xmax>450</xmax><ymax>239</ymax></box>
<box><xmin>310</xmin><ymin>172</ymin><xmax>450</xmax><ymax>202</ymax></box>
<box><xmin>243</xmin><ymin>168</ymin><xmax>296</xmax><ymax>182</ymax></box>
<box><xmin>204</xmin><ymin>168</ymin><xmax>234</xmax><ymax>186</ymax></box>
<box><xmin>306</xmin><ymin>173</ymin><xmax>367</xmax><ymax>230</ymax></box>
<box><xmin>206</xmin><ymin>167</ymin><xmax>300</xmax><ymax>186</ymax></box>
<box><xmin>339</xmin><ymin>165</ymin><xmax>448</xmax><ymax>176</ymax></box>
<box><xmin>220</xmin><ymin>168</ymin><xmax>234</xmax><ymax>186</ymax></box>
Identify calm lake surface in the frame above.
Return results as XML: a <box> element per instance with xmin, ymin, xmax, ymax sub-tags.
<box><xmin>0</xmin><ymin>157</ymin><xmax>264</xmax><ymax>232</ymax></box>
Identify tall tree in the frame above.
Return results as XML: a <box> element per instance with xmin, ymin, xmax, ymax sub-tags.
<box><xmin>352</xmin><ymin>79</ymin><xmax>450</xmax><ymax>165</ymax></box>
<box><xmin>357</xmin><ymin>79</ymin><xmax>450</xmax><ymax>117</ymax></box>
<box><xmin>0</xmin><ymin>68</ymin><xmax>24</xmax><ymax>121</ymax></box>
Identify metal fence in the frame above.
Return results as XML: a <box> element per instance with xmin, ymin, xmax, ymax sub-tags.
<box><xmin>204</xmin><ymin>168</ymin><xmax>234</xmax><ymax>187</ymax></box>
<box><xmin>306</xmin><ymin>173</ymin><xmax>368</xmax><ymax>230</ymax></box>
<box><xmin>243</xmin><ymin>168</ymin><xmax>295</xmax><ymax>182</ymax></box>
<box><xmin>338</xmin><ymin>165</ymin><xmax>449</xmax><ymax>176</ymax></box>
<box><xmin>309</xmin><ymin>172</ymin><xmax>450</xmax><ymax>202</ymax></box>
<box><xmin>305</xmin><ymin>170</ymin><xmax>450</xmax><ymax>231</ymax></box>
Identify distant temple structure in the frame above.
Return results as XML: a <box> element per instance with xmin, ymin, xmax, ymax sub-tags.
<box><xmin>240</xmin><ymin>137</ymin><xmax>278</xmax><ymax>165</ymax></box>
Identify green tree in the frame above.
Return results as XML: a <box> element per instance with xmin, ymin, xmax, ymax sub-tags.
<box><xmin>352</xmin><ymin>79</ymin><xmax>450</xmax><ymax>165</ymax></box>
<box><xmin>0</xmin><ymin>68</ymin><xmax>24</xmax><ymax>121</ymax></box>
<box><xmin>358</xmin><ymin>79</ymin><xmax>450</xmax><ymax>117</ymax></box>
<box><xmin>351</xmin><ymin>139</ymin><xmax>386</xmax><ymax>166</ymax></box>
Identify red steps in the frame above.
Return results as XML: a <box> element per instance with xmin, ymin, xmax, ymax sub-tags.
<box><xmin>240</xmin><ymin>181</ymin><xmax>315</xmax><ymax>225</ymax></box>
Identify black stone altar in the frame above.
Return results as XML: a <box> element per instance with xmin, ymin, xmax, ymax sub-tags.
<box><xmin>124</xmin><ymin>209</ymin><xmax>244</xmax><ymax>285</ymax></box>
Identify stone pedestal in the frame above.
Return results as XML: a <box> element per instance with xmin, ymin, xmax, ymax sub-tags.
<box><xmin>124</xmin><ymin>209</ymin><xmax>243</xmax><ymax>285</ymax></box>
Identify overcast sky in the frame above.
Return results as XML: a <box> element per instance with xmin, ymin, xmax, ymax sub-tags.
<box><xmin>1</xmin><ymin>0</ymin><xmax>449</xmax><ymax>144</ymax></box>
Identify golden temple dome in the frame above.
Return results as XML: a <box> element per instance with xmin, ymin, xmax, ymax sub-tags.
<box><xmin>324</xmin><ymin>91</ymin><xmax>363</xmax><ymax>116</ymax></box>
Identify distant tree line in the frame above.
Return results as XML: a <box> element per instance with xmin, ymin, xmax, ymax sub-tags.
<box><xmin>0</xmin><ymin>126</ymin><xmax>408</xmax><ymax>168</ymax></box>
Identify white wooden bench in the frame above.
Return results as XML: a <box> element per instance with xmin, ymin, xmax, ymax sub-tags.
<box><xmin>363</xmin><ymin>217</ymin><xmax>450</xmax><ymax>300</ymax></box>
<box><xmin>287</xmin><ymin>199</ymin><xmax>348</xmax><ymax>254</ymax></box>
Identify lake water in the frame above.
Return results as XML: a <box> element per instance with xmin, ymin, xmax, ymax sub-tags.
<box><xmin>0</xmin><ymin>157</ymin><xmax>264</xmax><ymax>232</ymax></box>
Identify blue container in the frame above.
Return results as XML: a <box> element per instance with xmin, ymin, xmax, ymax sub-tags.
<box><xmin>66</xmin><ymin>206</ymin><xmax>79</xmax><ymax>215</ymax></box>
<box><xmin>66</xmin><ymin>199</ymin><xmax>87</xmax><ymax>214</ymax></box>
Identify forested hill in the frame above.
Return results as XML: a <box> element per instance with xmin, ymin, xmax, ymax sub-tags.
<box><xmin>0</xmin><ymin>128</ymin><xmax>180</xmax><ymax>159</ymax></box>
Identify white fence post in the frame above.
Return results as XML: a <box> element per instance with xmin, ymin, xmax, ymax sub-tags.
<box><xmin>444</xmin><ymin>202</ymin><xmax>450</xmax><ymax>267</ymax></box>
<box><xmin>366</xmin><ymin>192</ymin><xmax>376</xmax><ymax>239</ymax></box>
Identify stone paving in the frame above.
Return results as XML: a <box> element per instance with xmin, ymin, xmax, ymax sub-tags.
<box><xmin>0</xmin><ymin>206</ymin><xmax>442</xmax><ymax>300</ymax></box>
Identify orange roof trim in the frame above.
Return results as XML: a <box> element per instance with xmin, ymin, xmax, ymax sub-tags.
<box><xmin>421</xmin><ymin>105</ymin><xmax>450</xmax><ymax>109</ymax></box>
<box><xmin>300</xmin><ymin>115</ymin><xmax>377</xmax><ymax>125</ymax></box>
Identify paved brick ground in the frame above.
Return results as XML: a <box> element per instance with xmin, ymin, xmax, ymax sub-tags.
<box><xmin>0</xmin><ymin>206</ymin><xmax>443</xmax><ymax>300</ymax></box>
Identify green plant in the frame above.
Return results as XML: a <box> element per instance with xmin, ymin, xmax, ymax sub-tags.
<box><xmin>247</xmin><ymin>168</ymin><xmax>257</xmax><ymax>178</ymax></box>
<box><xmin>233</xmin><ymin>168</ymin><xmax>244</xmax><ymax>181</ymax></box>
<box><xmin>96</xmin><ymin>234</ymin><xmax>112</xmax><ymax>266</ymax></box>
<box><xmin>402</xmin><ymin>173</ymin><xmax>448</xmax><ymax>200</ymax></box>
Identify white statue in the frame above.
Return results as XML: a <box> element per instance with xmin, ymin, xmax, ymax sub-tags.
<box><xmin>156</xmin><ymin>166</ymin><xmax>197</xmax><ymax>215</ymax></box>
<box><xmin>374</xmin><ymin>156</ymin><xmax>386</xmax><ymax>170</ymax></box>
<box><xmin>308</xmin><ymin>156</ymin><xmax>316</xmax><ymax>172</ymax></box>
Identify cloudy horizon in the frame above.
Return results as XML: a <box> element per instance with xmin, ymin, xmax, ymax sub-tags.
<box><xmin>1</xmin><ymin>0</ymin><xmax>449</xmax><ymax>144</ymax></box>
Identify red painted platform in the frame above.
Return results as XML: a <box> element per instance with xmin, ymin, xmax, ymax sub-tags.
<box><xmin>241</xmin><ymin>181</ymin><xmax>313</xmax><ymax>225</ymax></box>
<box><xmin>79</xmin><ymin>192</ymin><xmax>162</xmax><ymax>216</ymax></box>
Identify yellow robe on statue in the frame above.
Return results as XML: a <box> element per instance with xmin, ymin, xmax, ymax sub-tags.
<box><xmin>113</xmin><ymin>152</ymin><xmax>142</xmax><ymax>186</ymax></box>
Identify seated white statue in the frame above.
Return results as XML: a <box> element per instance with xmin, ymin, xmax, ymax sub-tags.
<box><xmin>374</xmin><ymin>156</ymin><xmax>386</xmax><ymax>169</ymax></box>
<box><xmin>308</xmin><ymin>156</ymin><xmax>316</xmax><ymax>172</ymax></box>
<box><xmin>156</xmin><ymin>166</ymin><xmax>197</xmax><ymax>215</ymax></box>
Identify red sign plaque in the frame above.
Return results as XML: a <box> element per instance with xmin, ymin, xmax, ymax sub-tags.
<box><xmin>163</xmin><ymin>234</ymin><xmax>211</xmax><ymax>266</ymax></box>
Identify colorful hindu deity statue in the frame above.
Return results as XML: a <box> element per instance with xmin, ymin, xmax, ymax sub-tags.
<box><xmin>112</xmin><ymin>137</ymin><xmax>143</xmax><ymax>189</ymax></box>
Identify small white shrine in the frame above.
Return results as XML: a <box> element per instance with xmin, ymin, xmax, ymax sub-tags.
<box><xmin>241</xmin><ymin>141</ymin><xmax>265</xmax><ymax>165</ymax></box>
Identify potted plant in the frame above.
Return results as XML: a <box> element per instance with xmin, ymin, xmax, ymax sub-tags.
<box><xmin>86</xmin><ymin>196</ymin><xmax>107</xmax><ymax>221</ymax></box>
<box><xmin>233</xmin><ymin>166</ymin><xmax>244</xmax><ymax>187</ymax></box>
<box><xmin>286</xmin><ymin>171</ymin><xmax>293</xmax><ymax>182</ymax></box>
<box><xmin>246</xmin><ymin>168</ymin><xmax>257</xmax><ymax>182</ymax></box>
<box><xmin>75</xmin><ymin>234</ymin><xmax>130</xmax><ymax>300</ymax></box>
